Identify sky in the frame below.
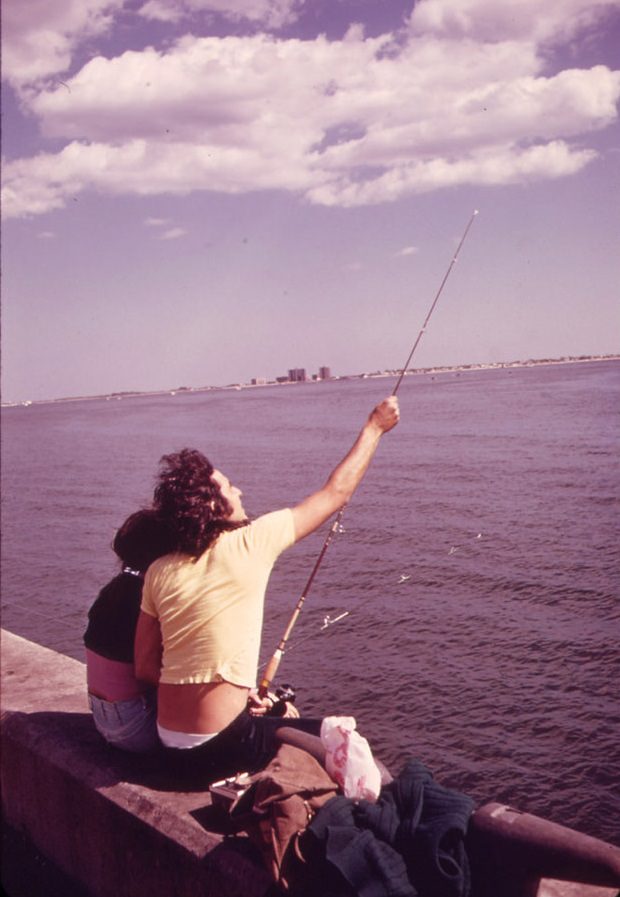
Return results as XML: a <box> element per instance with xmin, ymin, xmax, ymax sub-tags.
<box><xmin>1</xmin><ymin>0</ymin><xmax>619</xmax><ymax>404</ymax></box>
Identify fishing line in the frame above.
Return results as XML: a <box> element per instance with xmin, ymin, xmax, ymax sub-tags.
<box><xmin>258</xmin><ymin>210</ymin><xmax>479</xmax><ymax>697</ymax></box>
<box><xmin>257</xmin><ymin>579</ymin><xmax>397</xmax><ymax>670</ymax></box>
<box><xmin>260</xmin><ymin>531</ymin><xmax>486</xmax><ymax>664</ymax></box>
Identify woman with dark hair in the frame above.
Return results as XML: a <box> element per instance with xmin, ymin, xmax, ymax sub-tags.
<box><xmin>84</xmin><ymin>509</ymin><xmax>174</xmax><ymax>752</ymax></box>
<box><xmin>134</xmin><ymin>396</ymin><xmax>400</xmax><ymax>781</ymax></box>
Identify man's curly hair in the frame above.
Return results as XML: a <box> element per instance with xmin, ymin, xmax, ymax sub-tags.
<box><xmin>153</xmin><ymin>448</ymin><xmax>247</xmax><ymax>557</ymax></box>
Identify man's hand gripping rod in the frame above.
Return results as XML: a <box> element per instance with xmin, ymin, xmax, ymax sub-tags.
<box><xmin>258</xmin><ymin>210</ymin><xmax>479</xmax><ymax>697</ymax></box>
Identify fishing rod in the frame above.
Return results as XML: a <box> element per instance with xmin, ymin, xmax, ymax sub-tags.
<box><xmin>257</xmin><ymin>209</ymin><xmax>479</xmax><ymax>699</ymax></box>
<box><xmin>257</xmin><ymin>509</ymin><xmax>345</xmax><ymax>697</ymax></box>
<box><xmin>392</xmin><ymin>208</ymin><xmax>479</xmax><ymax>396</ymax></box>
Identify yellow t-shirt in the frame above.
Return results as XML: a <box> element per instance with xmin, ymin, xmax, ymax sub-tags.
<box><xmin>141</xmin><ymin>508</ymin><xmax>295</xmax><ymax>687</ymax></box>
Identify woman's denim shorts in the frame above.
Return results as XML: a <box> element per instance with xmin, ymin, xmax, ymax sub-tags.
<box><xmin>88</xmin><ymin>691</ymin><xmax>159</xmax><ymax>753</ymax></box>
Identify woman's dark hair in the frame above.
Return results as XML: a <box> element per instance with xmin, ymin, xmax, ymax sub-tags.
<box><xmin>113</xmin><ymin>508</ymin><xmax>175</xmax><ymax>572</ymax></box>
<box><xmin>153</xmin><ymin>448</ymin><xmax>246</xmax><ymax>557</ymax></box>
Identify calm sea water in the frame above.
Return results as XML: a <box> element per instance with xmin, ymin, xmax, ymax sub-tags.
<box><xmin>2</xmin><ymin>361</ymin><xmax>619</xmax><ymax>844</ymax></box>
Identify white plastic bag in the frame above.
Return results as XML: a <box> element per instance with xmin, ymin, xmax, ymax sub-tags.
<box><xmin>320</xmin><ymin>716</ymin><xmax>381</xmax><ymax>802</ymax></box>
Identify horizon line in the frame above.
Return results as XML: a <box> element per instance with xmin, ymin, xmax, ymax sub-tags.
<box><xmin>2</xmin><ymin>353</ymin><xmax>619</xmax><ymax>409</ymax></box>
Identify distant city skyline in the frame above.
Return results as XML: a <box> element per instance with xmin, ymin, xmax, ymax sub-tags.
<box><xmin>3</xmin><ymin>353</ymin><xmax>616</xmax><ymax>407</ymax></box>
<box><xmin>2</xmin><ymin>1</ymin><xmax>619</xmax><ymax>404</ymax></box>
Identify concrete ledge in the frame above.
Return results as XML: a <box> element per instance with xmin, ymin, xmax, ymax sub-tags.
<box><xmin>1</xmin><ymin>630</ymin><xmax>271</xmax><ymax>897</ymax></box>
<box><xmin>2</xmin><ymin>630</ymin><xmax>618</xmax><ymax>897</ymax></box>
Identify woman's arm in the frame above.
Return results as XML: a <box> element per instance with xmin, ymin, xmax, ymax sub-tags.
<box><xmin>134</xmin><ymin>611</ymin><xmax>163</xmax><ymax>685</ymax></box>
<box><xmin>291</xmin><ymin>396</ymin><xmax>399</xmax><ymax>542</ymax></box>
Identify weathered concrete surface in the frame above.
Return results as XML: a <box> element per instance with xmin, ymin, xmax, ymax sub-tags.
<box><xmin>0</xmin><ymin>630</ymin><xmax>271</xmax><ymax>897</ymax></box>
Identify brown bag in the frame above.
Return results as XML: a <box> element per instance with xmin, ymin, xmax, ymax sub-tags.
<box><xmin>229</xmin><ymin>743</ymin><xmax>339</xmax><ymax>889</ymax></box>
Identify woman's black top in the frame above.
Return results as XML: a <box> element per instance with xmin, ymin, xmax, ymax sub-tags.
<box><xmin>83</xmin><ymin>572</ymin><xmax>143</xmax><ymax>664</ymax></box>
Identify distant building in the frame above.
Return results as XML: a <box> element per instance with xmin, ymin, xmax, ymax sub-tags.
<box><xmin>251</xmin><ymin>377</ymin><xmax>267</xmax><ymax>386</ymax></box>
<box><xmin>288</xmin><ymin>368</ymin><xmax>307</xmax><ymax>382</ymax></box>
<box><xmin>318</xmin><ymin>366</ymin><xmax>331</xmax><ymax>380</ymax></box>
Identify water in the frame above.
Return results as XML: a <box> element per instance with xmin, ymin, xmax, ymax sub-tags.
<box><xmin>2</xmin><ymin>361</ymin><xmax>619</xmax><ymax>844</ymax></box>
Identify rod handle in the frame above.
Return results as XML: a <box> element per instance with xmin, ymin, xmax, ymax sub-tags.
<box><xmin>258</xmin><ymin>649</ymin><xmax>282</xmax><ymax>698</ymax></box>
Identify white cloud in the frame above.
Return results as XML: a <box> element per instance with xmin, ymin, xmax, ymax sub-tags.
<box><xmin>305</xmin><ymin>141</ymin><xmax>597</xmax><ymax>207</ymax></box>
<box><xmin>138</xmin><ymin>0</ymin><xmax>301</xmax><ymax>29</ymax></box>
<box><xmin>144</xmin><ymin>216</ymin><xmax>170</xmax><ymax>226</ymax></box>
<box><xmin>396</xmin><ymin>246</ymin><xmax>419</xmax><ymax>257</ymax></box>
<box><xmin>2</xmin><ymin>1</ymin><xmax>619</xmax><ymax>217</ymax></box>
<box><xmin>1</xmin><ymin>0</ymin><xmax>124</xmax><ymax>89</ymax></box>
<box><xmin>408</xmin><ymin>0</ymin><xmax>620</xmax><ymax>44</ymax></box>
<box><xmin>137</xmin><ymin>1</ymin><xmax>183</xmax><ymax>24</ymax></box>
<box><xmin>1</xmin><ymin>0</ymin><xmax>301</xmax><ymax>89</ymax></box>
<box><xmin>159</xmin><ymin>226</ymin><xmax>188</xmax><ymax>239</ymax></box>
<box><xmin>37</xmin><ymin>231</ymin><xmax>55</xmax><ymax>239</ymax></box>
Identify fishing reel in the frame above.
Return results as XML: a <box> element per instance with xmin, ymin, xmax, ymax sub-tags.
<box><xmin>266</xmin><ymin>683</ymin><xmax>297</xmax><ymax>717</ymax></box>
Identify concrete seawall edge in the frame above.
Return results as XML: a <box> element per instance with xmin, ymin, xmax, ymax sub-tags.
<box><xmin>0</xmin><ymin>629</ymin><xmax>270</xmax><ymax>897</ymax></box>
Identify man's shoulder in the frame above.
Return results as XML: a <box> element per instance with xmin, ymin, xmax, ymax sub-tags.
<box><xmin>145</xmin><ymin>551</ymin><xmax>191</xmax><ymax>580</ymax></box>
<box><xmin>251</xmin><ymin>508</ymin><xmax>293</xmax><ymax>527</ymax></box>
<box><xmin>220</xmin><ymin>508</ymin><xmax>294</xmax><ymax>555</ymax></box>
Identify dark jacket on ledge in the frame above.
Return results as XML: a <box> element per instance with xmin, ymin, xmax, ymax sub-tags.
<box><xmin>290</xmin><ymin>759</ymin><xmax>475</xmax><ymax>897</ymax></box>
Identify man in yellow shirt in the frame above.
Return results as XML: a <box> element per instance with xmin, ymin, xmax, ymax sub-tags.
<box><xmin>135</xmin><ymin>395</ymin><xmax>399</xmax><ymax>780</ymax></box>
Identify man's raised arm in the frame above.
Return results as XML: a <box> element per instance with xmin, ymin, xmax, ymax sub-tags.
<box><xmin>291</xmin><ymin>396</ymin><xmax>399</xmax><ymax>542</ymax></box>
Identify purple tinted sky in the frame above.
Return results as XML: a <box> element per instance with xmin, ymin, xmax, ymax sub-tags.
<box><xmin>2</xmin><ymin>0</ymin><xmax>619</xmax><ymax>403</ymax></box>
